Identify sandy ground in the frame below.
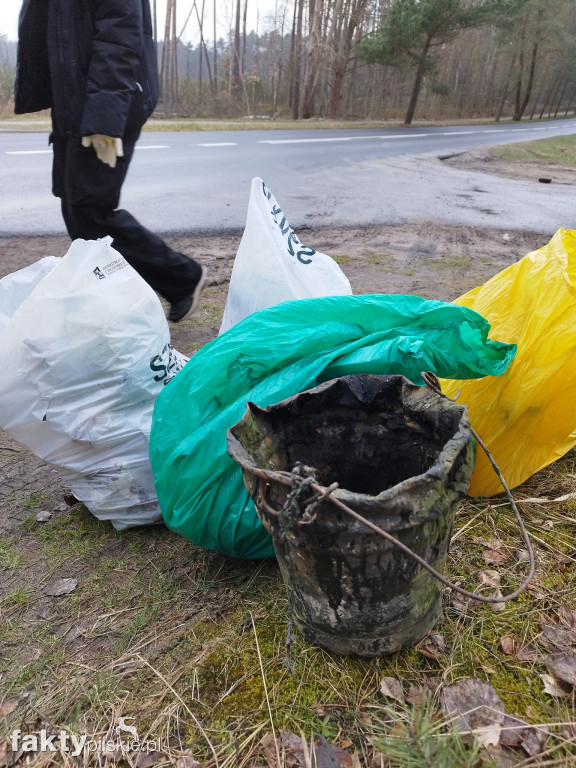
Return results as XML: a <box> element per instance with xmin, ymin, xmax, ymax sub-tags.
<box><xmin>442</xmin><ymin>147</ymin><xmax>576</xmax><ymax>185</ymax></box>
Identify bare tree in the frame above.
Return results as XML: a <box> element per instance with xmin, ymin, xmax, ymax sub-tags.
<box><xmin>301</xmin><ymin>0</ymin><xmax>325</xmax><ymax>118</ymax></box>
<box><xmin>289</xmin><ymin>0</ymin><xmax>305</xmax><ymax>119</ymax></box>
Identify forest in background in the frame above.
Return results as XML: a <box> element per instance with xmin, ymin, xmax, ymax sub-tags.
<box><xmin>1</xmin><ymin>0</ymin><xmax>575</xmax><ymax>124</ymax></box>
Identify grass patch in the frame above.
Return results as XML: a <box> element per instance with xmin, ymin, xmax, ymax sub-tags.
<box><xmin>2</xmin><ymin>586</ymin><xmax>34</xmax><ymax>607</ymax></box>
<box><xmin>487</xmin><ymin>135</ymin><xmax>576</xmax><ymax>165</ymax></box>
<box><xmin>0</xmin><ymin>539</ymin><xmax>23</xmax><ymax>570</ymax></box>
<box><xmin>429</xmin><ymin>253</ymin><xmax>473</xmax><ymax>269</ymax></box>
<box><xmin>332</xmin><ymin>254</ymin><xmax>355</xmax><ymax>266</ymax></box>
<box><xmin>1</xmin><ymin>447</ymin><xmax>576</xmax><ymax>765</ymax></box>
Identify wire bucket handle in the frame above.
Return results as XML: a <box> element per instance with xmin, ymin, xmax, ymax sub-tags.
<box><xmin>250</xmin><ymin>372</ymin><xmax>535</xmax><ymax>605</ymax></box>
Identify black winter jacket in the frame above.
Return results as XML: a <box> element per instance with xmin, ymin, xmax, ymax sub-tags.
<box><xmin>14</xmin><ymin>0</ymin><xmax>159</xmax><ymax>138</ymax></box>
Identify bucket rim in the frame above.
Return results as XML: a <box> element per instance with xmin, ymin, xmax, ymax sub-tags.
<box><xmin>226</xmin><ymin>374</ymin><xmax>474</xmax><ymax>510</ymax></box>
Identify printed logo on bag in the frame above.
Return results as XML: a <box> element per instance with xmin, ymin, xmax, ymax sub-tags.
<box><xmin>261</xmin><ymin>180</ymin><xmax>316</xmax><ymax>265</ymax></box>
<box><xmin>102</xmin><ymin>257</ymin><xmax>128</xmax><ymax>276</ymax></box>
<box><xmin>93</xmin><ymin>258</ymin><xmax>129</xmax><ymax>279</ymax></box>
<box><xmin>9</xmin><ymin>717</ymin><xmax>164</xmax><ymax>757</ymax></box>
<box><xmin>150</xmin><ymin>343</ymin><xmax>187</xmax><ymax>385</ymax></box>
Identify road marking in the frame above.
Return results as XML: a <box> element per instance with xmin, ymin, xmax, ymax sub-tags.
<box><xmin>198</xmin><ymin>142</ymin><xmax>238</xmax><ymax>146</ymax></box>
<box><xmin>7</xmin><ymin>145</ymin><xmax>171</xmax><ymax>155</ymax></box>
<box><xmin>440</xmin><ymin>130</ymin><xmax>476</xmax><ymax>135</ymax></box>
<box><xmin>377</xmin><ymin>134</ymin><xmax>433</xmax><ymax>139</ymax></box>
<box><xmin>259</xmin><ymin>136</ymin><xmax>356</xmax><ymax>143</ymax></box>
<box><xmin>260</xmin><ymin>134</ymin><xmax>436</xmax><ymax>144</ymax></box>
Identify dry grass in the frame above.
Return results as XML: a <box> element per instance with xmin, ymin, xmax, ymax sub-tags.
<box><xmin>1</xmin><ymin>442</ymin><xmax>576</xmax><ymax>767</ymax></box>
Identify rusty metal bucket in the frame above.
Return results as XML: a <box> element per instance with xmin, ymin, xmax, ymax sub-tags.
<box><xmin>227</xmin><ymin>374</ymin><xmax>475</xmax><ymax>656</ymax></box>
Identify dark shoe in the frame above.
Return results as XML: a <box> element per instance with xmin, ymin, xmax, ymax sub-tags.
<box><xmin>168</xmin><ymin>266</ymin><xmax>208</xmax><ymax>323</ymax></box>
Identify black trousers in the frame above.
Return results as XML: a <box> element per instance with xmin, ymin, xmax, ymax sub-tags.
<box><xmin>51</xmin><ymin>129</ymin><xmax>202</xmax><ymax>304</ymax></box>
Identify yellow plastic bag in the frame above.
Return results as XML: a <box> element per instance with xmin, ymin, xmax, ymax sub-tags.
<box><xmin>441</xmin><ymin>228</ymin><xmax>576</xmax><ymax>496</ymax></box>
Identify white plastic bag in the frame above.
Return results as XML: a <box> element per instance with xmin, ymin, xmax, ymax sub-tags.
<box><xmin>0</xmin><ymin>256</ymin><xmax>60</xmax><ymax>330</ymax></box>
<box><xmin>0</xmin><ymin>238</ymin><xmax>188</xmax><ymax>529</ymax></box>
<box><xmin>219</xmin><ymin>177</ymin><xmax>352</xmax><ymax>333</ymax></box>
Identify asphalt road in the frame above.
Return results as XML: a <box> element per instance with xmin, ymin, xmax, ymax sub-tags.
<box><xmin>1</xmin><ymin>119</ymin><xmax>574</xmax><ymax>236</ymax></box>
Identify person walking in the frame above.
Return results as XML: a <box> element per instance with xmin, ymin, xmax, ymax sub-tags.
<box><xmin>14</xmin><ymin>0</ymin><xmax>207</xmax><ymax>323</ymax></box>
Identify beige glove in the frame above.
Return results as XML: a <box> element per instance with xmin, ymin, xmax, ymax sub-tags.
<box><xmin>81</xmin><ymin>135</ymin><xmax>124</xmax><ymax>168</ymax></box>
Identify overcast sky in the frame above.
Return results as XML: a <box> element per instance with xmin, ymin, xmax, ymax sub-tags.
<box><xmin>0</xmin><ymin>0</ymin><xmax>285</xmax><ymax>43</ymax></box>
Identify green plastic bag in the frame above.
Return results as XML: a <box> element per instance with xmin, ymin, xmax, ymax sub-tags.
<box><xmin>150</xmin><ymin>294</ymin><xmax>515</xmax><ymax>559</ymax></box>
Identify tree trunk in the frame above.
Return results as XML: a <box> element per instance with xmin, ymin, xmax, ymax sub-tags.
<box><xmin>512</xmin><ymin>46</ymin><xmax>525</xmax><ymax>121</ymax></box>
<box><xmin>529</xmin><ymin>80</ymin><xmax>545</xmax><ymax>120</ymax></box>
<box><xmin>213</xmin><ymin>0</ymin><xmax>218</xmax><ymax>93</ymax></box>
<box><xmin>553</xmin><ymin>79</ymin><xmax>568</xmax><ymax>117</ymax></box>
<box><xmin>495</xmin><ymin>53</ymin><xmax>516</xmax><ymax>122</ymax></box>
<box><xmin>539</xmin><ymin>76</ymin><xmax>559</xmax><ymax>119</ymax></box>
<box><xmin>231</xmin><ymin>0</ymin><xmax>242</xmax><ymax>99</ymax></box>
<box><xmin>242</xmin><ymin>0</ymin><xmax>248</xmax><ymax>77</ymax></box>
<box><xmin>404</xmin><ymin>38</ymin><xmax>431</xmax><ymax>125</ymax></box>
<box><xmin>328</xmin><ymin>0</ymin><xmax>368</xmax><ymax>119</ymax></box>
<box><xmin>514</xmin><ymin>39</ymin><xmax>539</xmax><ymax>120</ymax></box>
<box><xmin>194</xmin><ymin>0</ymin><xmax>214</xmax><ymax>97</ymax></box>
<box><xmin>301</xmin><ymin>0</ymin><xmax>324</xmax><ymax>119</ymax></box>
<box><xmin>289</xmin><ymin>0</ymin><xmax>305</xmax><ymax>119</ymax></box>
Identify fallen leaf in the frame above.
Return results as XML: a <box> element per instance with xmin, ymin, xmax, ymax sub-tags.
<box><xmin>482</xmin><ymin>549</ymin><xmax>509</xmax><ymax>566</ymax></box>
<box><xmin>102</xmin><ymin>746</ymin><xmax>123</xmax><ymax>762</ymax></box>
<box><xmin>379</xmin><ymin>677</ymin><xmax>404</xmax><ymax>704</ymax></box>
<box><xmin>499</xmin><ymin>714</ymin><xmax>528</xmax><ymax>748</ymax></box>
<box><xmin>416</xmin><ymin>633</ymin><xmax>447</xmax><ymax>661</ymax></box>
<box><xmin>406</xmin><ymin>685</ymin><xmax>429</xmax><ymax>706</ymax></box>
<box><xmin>520</xmin><ymin>726</ymin><xmax>549</xmax><ymax>757</ymax></box>
<box><xmin>557</xmin><ymin>606</ymin><xmax>576</xmax><ymax>629</ymax></box>
<box><xmin>369</xmin><ymin>752</ymin><xmax>392</xmax><ymax>768</ymax></box>
<box><xmin>175</xmin><ymin>751</ymin><xmax>202</xmax><ymax>768</ymax></box>
<box><xmin>539</xmin><ymin>622</ymin><xmax>576</xmax><ymax>650</ymax></box>
<box><xmin>547</xmin><ymin>650</ymin><xmax>576</xmax><ymax>688</ymax></box>
<box><xmin>440</xmin><ymin>678</ymin><xmax>505</xmax><ymax>747</ymax></box>
<box><xmin>539</xmin><ymin>673</ymin><xmax>572</xmax><ymax>698</ymax></box>
<box><xmin>0</xmin><ymin>698</ymin><xmax>18</xmax><ymax>717</ymax></box>
<box><xmin>36</xmin><ymin>510</ymin><xmax>52</xmax><ymax>522</ymax></box>
<box><xmin>479</xmin><ymin>569</ymin><xmax>501</xmax><ymax>588</ymax></box>
<box><xmin>135</xmin><ymin>752</ymin><xmax>165</xmax><ymax>768</ymax></box>
<box><xmin>339</xmin><ymin>739</ymin><xmax>353</xmax><ymax>749</ymax></box>
<box><xmin>258</xmin><ymin>730</ymin><xmax>353</xmax><ymax>768</ymax></box>
<box><xmin>559</xmin><ymin>722</ymin><xmax>576</xmax><ymax>740</ymax></box>
<box><xmin>490</xmin><ymin>588</ymin><xmax>505</xmax><ymax>612</ymax></box>
<box><xmin>44</xmin><ymin>578</ymin><xmax>78</xmax><ymax>596</ymax></box>
<box><xmin>515</xmin><ymin>643</ymin><xmax>545</xmax><ymax>664</ymax></box>
<box><xmin>422</xmin><ymin>676</ymin><xmax>443</xmax><ymax>697</ymax></box>
<box><xmin>500</xmin><ymin>636</ymin><xmax>516</xmax><ymax>655</ymax></box>
<box><xmin>450</xmin><ymin>594</ymin><xmax>476</xmax><ymax>613</ymax></box>
<box><xmin>315</xmin><ymin>734</ymin><xmax>354</xmax><ymax>767</ymax></box>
